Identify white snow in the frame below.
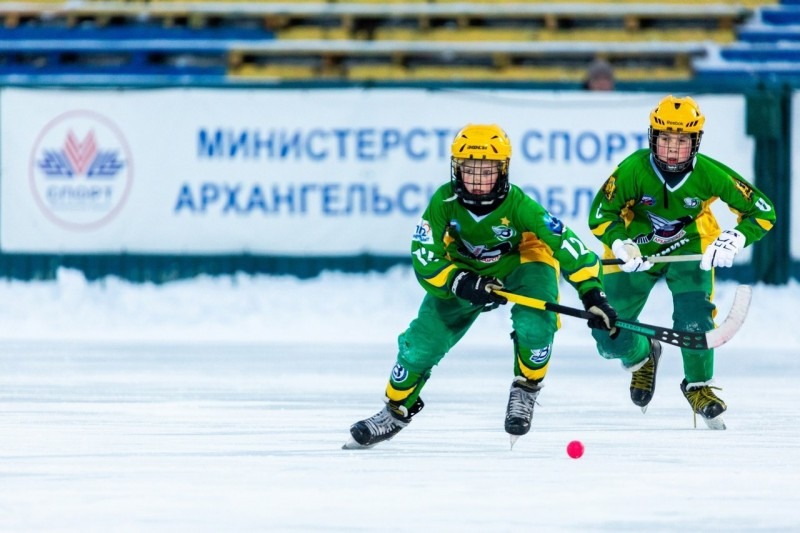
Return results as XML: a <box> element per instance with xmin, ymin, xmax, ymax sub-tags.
<box><xmin>1</xmin><ymin>267</ymin><xmax>799</xmax><ymax>531</ymax></box>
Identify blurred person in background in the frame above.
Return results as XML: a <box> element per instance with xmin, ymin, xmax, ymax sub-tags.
<box><xmin>583</xmin><ymin>58</ymin><xmax>616</xmax><ymax>91</ymax></box>
<box><xmin>587</xmin><ymin>95</ymin><xmax>776</xmax><ymax>429</ymax></box>
<box><xmin>344</xmin><ymin>124</ymin><xmax>618</xmax><ymax>450</ymax></box>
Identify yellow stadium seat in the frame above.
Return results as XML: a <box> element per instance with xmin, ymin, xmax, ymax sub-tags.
<box><xmin>347</xmin><ymin>63</ymin><xmax>410</xmax><ymax>80</ymax></box>
<box><xmin>374</xmin><ymin>27</ymin><xmax>537</xmax><ymax>42</ymax></box>
<box><xmin>229</xmin><ymin>63</ymin><xmax>318</xmax><ymax>79</ymax></box>
<box><xmin>533</xmin><ymin>28</ymin><xmax>736</xmax><ymax>44</ymax></box>
<box><xmin>276</xmin><ymin>27</ymin><xmax>350</xmax><ymax>40</ymax></box>
<box><xmin>410</xmin><ymin>65</ymin><xmax>499</xmax><ymax>81</ymax></box>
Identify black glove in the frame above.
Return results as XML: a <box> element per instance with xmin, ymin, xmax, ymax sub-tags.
<box><xmin>451</xmin><ymin>271</ymin><xmax>507</xmax><ymax>311</ymax></box>
<box><xmin>581</xmin><ymin>288</ymin><xmax>619</xmax><ymax>339</ymax></box>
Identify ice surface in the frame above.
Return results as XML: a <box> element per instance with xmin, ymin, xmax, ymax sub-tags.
<box><xmin>1</xmin><ymin>268</ymin><xmax>799</xmax><ymax>531</ymax></box>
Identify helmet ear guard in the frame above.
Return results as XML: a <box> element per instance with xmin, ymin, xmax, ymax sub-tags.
<box><xmin>648</xmin><ymin>95</ymin><xmax>705</xmax><ymax>173</ymax></box>
<box><xmin>449</xmin><ymin>124</ymin><xmax>512</xmax><ymax>208</ymax></box>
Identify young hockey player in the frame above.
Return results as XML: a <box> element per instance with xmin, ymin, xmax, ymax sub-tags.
<box><xmin>344</xmin><ymin>123</ymin><xmax>618</xmax><ymax>449</ymax></box>
<box><xmin>588</xmin><ymin>95</ymin><xmax>776</xmax><ymax>429</ymax></box>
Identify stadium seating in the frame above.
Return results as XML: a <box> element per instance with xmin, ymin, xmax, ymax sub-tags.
<box><xmin>0</xmin><ymin>1</ymin><xmax>777</xmax><ymax>85</ymax></box>
<box><xmin>694</xmin><ymin>0</ymin><xmax>800</xmax><ymax>85</ymax></box>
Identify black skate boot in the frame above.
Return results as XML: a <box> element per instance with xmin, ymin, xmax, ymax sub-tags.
<box><xmin>680</xmin><ymin>379</ymin><xmax>727</xmax><ymax>430</ymax></box>
<box><xmin>342</xmin><ymin>398</ymin><xmax>424</xmax><ymax>449</ymax></box>
<box><xmin>505</xmin><ymin>377</ymin><xmax>542</xmax><ymax>449</ymax></box>
<box><xmin>629</xmin><ymin>339</ymin><xmax>662</xmax><ymax>413</ymax></box>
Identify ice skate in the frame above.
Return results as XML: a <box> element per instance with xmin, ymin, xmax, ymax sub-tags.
<box><xmin>680</xmin><ymin>379</ymin><xmax>727</xmax><ymax>430</ymax></box>
<box><xmin>342</xmin><ymin>399</ymin><xmax>424</xmax><ymax>449</ymax></box>
<box><xmin>504</xmin><ymin>377</ymin><xmax>542</xmax><ymax>449</ymax></box>
<box><xmin>629</xmin><ymin>339</ymin><xmax>662</xmax><ymax>413</ymax></box>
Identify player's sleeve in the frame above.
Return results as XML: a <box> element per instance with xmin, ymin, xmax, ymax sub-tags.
<box><xmin>588</xmin><ymin>171</ymin><xmax>638</xmax><ymax>249</ymax></box>
<box><xmin>706</xmin><ymin>159</ymin><xmax>776</xmax><ymax>246</ymax></box>
<box><xmin>523</xmin><ymin>199</ymin><xmax>603</xmax><ymax>298</ymax></box>
<box><xmin>410</xmin><ymin>201</ymin><xmax>460</xmax><ymax>299</ymax></box>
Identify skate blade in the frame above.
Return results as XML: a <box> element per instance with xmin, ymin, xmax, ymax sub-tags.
<box><xmin>342</xmin><ymin>437</ymin><xmax>374</xmax><ymax>450</ymax></box>
<box><xmin>641</xmin><ymin>405</ymin><xmax>648</xmax><ymax>414</ymax></box>
<box><xmin>509</xmin><ymin>435</ymin><xmax>520</xmax><ymax>450</ymax></box>
<box><xmin>702</xmin><ymin>415</ymin><xmax>727</xmax><ymax>430</ymax></box>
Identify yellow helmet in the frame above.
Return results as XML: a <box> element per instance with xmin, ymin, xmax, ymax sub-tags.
<box><xmin>450</xmin><ymin>124</ymin><xmax>512</xmax><ymax>208</ymax></box>
<box><xmin>648</xmin><ymin>95</ymin><xmax>705</xmax><ymax>172</ymax></box>
<box><xmin>450</xmin><ymin>123</ymin><xmax>512</xmax><ymax>161</ymax></box>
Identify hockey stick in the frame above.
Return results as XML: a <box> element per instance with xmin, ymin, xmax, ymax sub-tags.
<box><xmin>600</xmin><ymin>254</ymin><xmax>703</xmax><ymax>266</ymax></box>
<box><xmin>493</xmin><ymin>285</ymin><xmax>752</xmax><ymax>350</ymax></box>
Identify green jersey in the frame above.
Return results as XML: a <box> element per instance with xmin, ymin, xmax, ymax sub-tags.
<box><xmin>588</xmin><ymin>149</ymin><xmax>776</xmax><ymax>257</ymax></box>
<box><xmin>411</xmin><ymin>184</ymin><xmax>603</xmax><ymax>299</ymax></box>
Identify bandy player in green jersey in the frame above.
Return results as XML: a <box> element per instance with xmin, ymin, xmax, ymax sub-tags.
<box><xmin>588</xmin><ymin>95</ymin><xmax>776</xmax><ymax>430</ymax></box>
<box><xmin>344</xmin><ymin>124</ymin><xmax>619</xmax><ymax>449</ymax></box>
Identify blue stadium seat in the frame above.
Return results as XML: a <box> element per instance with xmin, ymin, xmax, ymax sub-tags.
<box><xmin>694</xmin><ymin>2</ymin><xmax>800</xmax><ymax>84</ymax></box>
<box><xmin>738</xmin><ymin>28</ymin><xmax>800</xmax><ymax>42</ymax></box>
<box><xmin>0</xmin><ymin>26</ymin><xmax>271</xmax><ymax>41</ymax></box>
<box><xmin>760</xmin><ymin>7</ymin><xmax>800</xmax><ymax>25</ymax></box>
<box><xmin>0</xmin><ymin>40</ymin><xmax>229</xmax><ymax>77</ymax></box>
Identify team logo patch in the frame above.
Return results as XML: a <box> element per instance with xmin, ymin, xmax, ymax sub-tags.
<box><xmin>391</xmin><ymin>364</ymin><xmax>409</xmax><ymax>383</ymax></box>
<box><xmin>543</xmin><ymin>213</ymin><xmax>564</xmax><ymax>235</ymax></box>
<box><xmin>683</xmin><ymin>197</ymin><xmax>700</xmax><ymax>209</ymax></box>
<box><xmin>732</xmin><ymin>178</ymin><xmax>753</xmax><ymax>201</ymax></box>
<box><xmin>412</xmin><ymin>218</ymin><xmax>433</xmax><ymax>244</ymax></box>
<box><xmin>529</xmin><ymin>345</ymin><xmax>551</xmax><ymax>364</ymax></box>
<box><xmin>30</xmin><ymin>110</ymin><xmax>133</xmax><ymax>230</ymax></box>
<box><xmin>633</xmin><ymin>212</ymin><xmax>692</xmax><ymax>245</ymax></box>
<box><xmin>492</xmin><ymin>225</ymin><xmax>516</xmax><ymax>240</ymax></box>
<box><xmin>602</xmin><ymin>176</ymin><xmax>617</xmax><ymax>201</ymax></box>
<box><xmin>755</xmin><ymin>197</ymin><xmax>772</xmax><ymax>212</ymax></box>
<box><xmin>458</xmin><ymin>237</ymin><xmax>512</xmax><ymax>263</ymax></box>
<box><xmin>640</xmin><ymin>195</ymin><xmax>655</xmax><ymax>206</ymax></box>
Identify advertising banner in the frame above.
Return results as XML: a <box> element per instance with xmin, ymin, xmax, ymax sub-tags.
<box><xmin>792</xmin><ymin>91</ymin><xmax>800</xmax><ymax>261</ymax></box>
<box><xmin>0</xmin><ymin>88</ymin><xmax>752</xmax><ymax>256</ymax></box>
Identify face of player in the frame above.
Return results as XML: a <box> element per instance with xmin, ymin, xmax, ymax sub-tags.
<box><xmin>459</xmin><ymin>159</ymin><xmax>501</xmax><ymax>195</ymax></box>
<box><xmin>655</xmin><ymin>132</ymin><xmax>693</xmax><ymax>167</ymax></box>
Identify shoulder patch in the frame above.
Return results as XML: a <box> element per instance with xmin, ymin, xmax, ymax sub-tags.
<box><xmin>603</xmin><ymin>176</ymin><xmax>617</xmax><ymax>201</ymax></box>
<box><xmin>543</xmin><ymin>212</ymin><xmax>564</xmax><ymax>235</ymax></box>
<box><xmin>732</xmin><ymin>177</ymin><xmax>753</xmax><ymax>201</ymax></box>
<box><xmin>413</xmin><ymin>218</ymin><xmax>433</xmax><ymax>244</ymax></box>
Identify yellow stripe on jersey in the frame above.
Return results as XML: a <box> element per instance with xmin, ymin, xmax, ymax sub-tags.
<box><xmin>519</xmin><ymin>232</ymin><xmax>559</xmax><ymax>269</ymax></box>
<box><xmin>591</xmin><ymin>220</ymin><xmax>613</xmax><ymax>236</ymax></box>
<box><xmin>423</xmin><ymin>263</ymin><xmax>458</xmax><ymax>289</ymax></box>
<box><xmin>696</xmin><ymin>199</ymin><xmax>722</xmax><ymax>251</ymax></box>
<box><xmin>755</xmin><ymin>218</ymin><xmax>774</xmax><ymax>231</ymax></box>
<box><xmin>567</xmin><ymin>262</ymin><xmax>600</xmax><ymax>284</ymax></box>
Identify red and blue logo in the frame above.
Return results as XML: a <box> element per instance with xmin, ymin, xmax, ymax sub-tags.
<box><xmin>29</xmin><ymin>110</ymin><xmax>133</xmax><ymax>231</ymax></box>
<box><xmin>640</xmin><ymin>195</ymin><xmax>656</xmax><ymax>206</ymax></box>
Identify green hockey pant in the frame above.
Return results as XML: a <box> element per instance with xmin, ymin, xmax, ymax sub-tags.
<box><xmin>385</xmin><ymin>262</ymin><xmax>559</xmax><ymax>409</ymax></box>
<box><xmin>592</xmin><ymin>261</ymin><xmax>716</xmax><ymax>382</ymax></box>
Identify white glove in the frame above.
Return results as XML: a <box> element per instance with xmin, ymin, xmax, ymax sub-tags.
<box><xmin>611</xmin><ymin>239</ymin><xmax>653</xmax><ymax>273</ymax></box>
<box><xmin>701</xmin><ymin>229</ymin><xmax>746</xmax><ymax>270</ymax></box>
